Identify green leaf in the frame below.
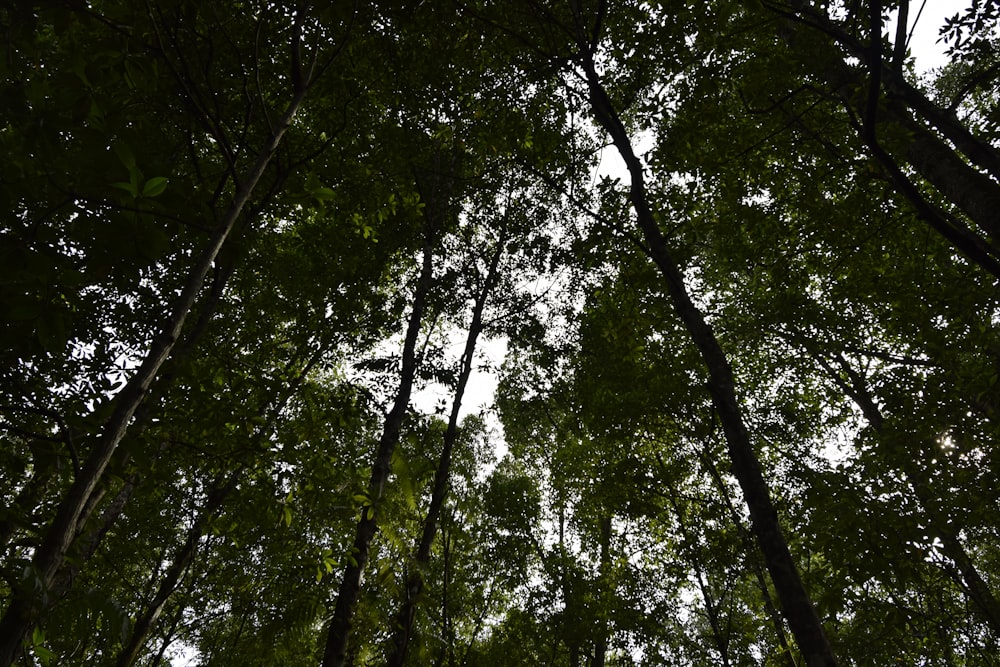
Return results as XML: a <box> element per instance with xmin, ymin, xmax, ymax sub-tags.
<box><xmin>313</xmin><ymin>186</ymin><xmax>336</xmax><ymax>201</ymax></box>
<box><xmin>31</xmin><ymin>627</ymin><xmax>55</xmax><ymax>665</ymax></box>
<box><xmin>111</xmin><ymin>181</ymin><xmax>138</xmax><ymax>198</ymax></box>
<box><xmin>141</xmin><ymin>176</ymin><xmax>169</xmax><ymax>198</ymax></box>
<box><xmin>34</xmin><ymin>646</ymin><xmax>56</xmax><ymax>664</ymax></box>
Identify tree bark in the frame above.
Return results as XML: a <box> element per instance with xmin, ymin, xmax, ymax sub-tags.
<box><xmin>893</xmin><ymin>109</ymin><xmax>1000</xmax><ymax>243</ymax></box>
<box><xmin>573</xmin><ymin>17</ymin><xmax>838</xmax><ymax>665</ymax></box>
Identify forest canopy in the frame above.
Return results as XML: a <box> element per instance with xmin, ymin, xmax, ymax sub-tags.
<box><xmin>1</xmin><ymin>1</ymin><xmax>999</xmax><ymax>665</ymax></box>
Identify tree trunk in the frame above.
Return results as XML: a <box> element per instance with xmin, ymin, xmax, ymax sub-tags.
<box><xmin>113</xmin><ymin>471</ymin><xmax>240</xmax><ymax>667</ymax></box>
<box><xmin>573</xmin><ymin>15</ymin><xmax>838</xmax><ymax>665</ymax></box>
<box><xmin>894</xmin><ymin>110</ymin><xmax>1000</xmax><ymax>243</ymax></box>
<box><xmin>0</xmin><ymin>81</ymin><xmax>310</xmax><ymax>667</ymax></box>
<box><xmin>321</xmin><ymin>236</ymin><xmax>436</xmax><ymax>667</ymax></box>
<box><xmin>148</xmin><ymin>603</ymin><xmax>185</xmax><ymax>667</ymax></box>
<box><xmin>386</xmin><ymin>229</ymin><xmax>505</xmax><ymax>667</ymax></box>
<box><xmin>698</xmin><ymin>449</ymin><xmax>799</xmax><ymax>667</ymax></box>
<box><xmin>590</xmin><ymin>515</ymin><xmax>612</xmax><ymax>667</ymax></box>
<box><xmin>783</xmin><ymin>1</ymin><xmax>1000</xmax><ymax>183</ymax></box>
<box><xmin>114</xmin><ymin>342</ymin><xmax>328</xmax><ymax>666</ymax></box>
<box><xmin>938</xmin><ymin>531</ymin><xmax>1000</xmax><ymax>635</ymax></box>
<box><xmin>812</xmin><ymin>350</ymin><xmax>1000</xmax><ymax>636</ymax></box>
<box><xmin>773</xmin><ymin>2</ymin><xmax>1000</xmax><ymax>272</ymax></box>
<box><xmin>659</xmin><ymin>464</ymin><xmax>732</xmax><ymax>667</ymax></box>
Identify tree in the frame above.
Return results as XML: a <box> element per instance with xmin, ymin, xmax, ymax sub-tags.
<box><xmin>3</xmin><ymin>1</ymin><xmax>1000</xmax><ymax>665</ymax></box>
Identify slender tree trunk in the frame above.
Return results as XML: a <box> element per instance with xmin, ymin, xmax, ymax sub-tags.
<box><xmin>659</xmin><ymin>466</ymin><xmax>732</xmax><ymax>667</ymax></box>
<box><xmin>772</xmin><ymin>2</ymin><xmax>1000</xmax><ymax>274</ymax></box>
<box><xmin>148</xmin><ymin>603</ymin><xmax>185</xmax><ymax>667</ymax></box>
<box><xmin>59</xmin><ymin>472</ymin><xmax>138</xmax><ymax>582</ymax></box>
<box><xmin>939</xmin><ymin>531</ymin><xmax>1000</xmax><ymax>635</ymax></box>
<box><xmin>698</xmin><ymin>449</ymin><xmax>799</xmax><ymax>667</ymax></box>
<box><xmin>0</xmin><ymin>464</ymin><xmax>57</xmax><ymax>559</ymax></box>
<box><xmin>321</xmin><ymin>237</ymin><xmax>436</xmax><ymax>667</ymax></box>
<box><xmin>436</xmin><ymin>511</ymin><xmax>452</xmax><ymax>667</ymax></box>
<box><xmin>113</xmin><ymin>471</ymin><xmax>240</xmax><ymax>667</ymax></box>
<box><xmin>553</xmin><ymin>503</ymin><xmax>581</xmax><ymax>666</ymax></box>
<box><xmin>386</xmin><ymin>230</ymin><xmax>505</xmax><ymax>667</ymax></box>
<box><xmin>568</xmin><ymin>644</ymin><xmax>581</xmax><ymax>667</ymax></box>
<box><xmin>113</xmin><ymin>342</ymin><xmax>328</xmax><ymax>667</ymax></box>
<box><xmin>782</xmin><ymin>1</ymin><xmax>1000</xmax><ymax>183</ymax></box>
<box><xmin>0</xmin><ymin>80</ymin><xmax>310</xmax><ymax>666</ymax></box>
<box><xmin>572</xmin><ymin>15</ymin><xmax>838</xmax><ymax>664</ymax></box>
<box><xmin>815</xmin><ymin>352</ymin><xmax>1000</xmax><ymax>636</ymax></box>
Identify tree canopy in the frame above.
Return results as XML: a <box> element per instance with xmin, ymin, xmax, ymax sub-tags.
<box><xmin>1</xmin><ymin>1</ymin><xmax>999</xmax><ymax>665</ymax></box>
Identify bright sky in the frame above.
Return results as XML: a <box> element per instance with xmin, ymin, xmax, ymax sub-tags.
<box><xmin>900</xmin><ymin>0</ymin><xmax>955</xmax><ymax>73</ymax></box>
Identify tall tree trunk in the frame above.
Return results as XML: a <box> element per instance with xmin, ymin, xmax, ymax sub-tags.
<box><xmin>321</xmin><ymin>236</ymin><xmax>436</xmax><ymax>667</ymax></box>
<box><xmin>113</xmin><ymin>471</ymin><xmax>239</xmax><ymax>667</ymax></box>
<box><xmin>0</xmin><ymin>462</ymin><xmax>58</xmax><ymax>560</ymax></box>
<box><xmin>113</xmin><ymin>341</ymin><xmax>328</xmax><ymax>667</ymax></box>
<box><xmin>435</xmin><ymin>510</ymin><xmax>452</xmax><ymax>667</ymax></box>
<box><xmin>554</xmin><ymin>503</ymin><xmax>583</xmax><ymax>667</ymax></box>
<box><xmin>0</xmin><ymin>77</ymin><xmax>311</xmax><ymax>667</ymax></box>
<box><xmin>568</xmin><ymin>643</ymin><xmax>581</xmax><ymax>667</ymax></box>
<box><xmin>781</xmin><ymin>0</ymin><xmax>1000</xmax><ymax>183</ymax></box>
<box><xmin>658</xmin><ymin>464</ymin><xmax>732</xmax><ymax>667</ymax></box>
<box><xmin>571</xmin><ymin>9</ymin><xmax>838</xmax><ymax>664</ymax></box>
<box><xmin>148</xmin><ymin>602</ymin><xmax>185</xmax><ymax>667</ymax></box>
<box><xmin>386</xmin><ymin>228</ymin><xmax>505</xmax><ymax>667</ymax></box>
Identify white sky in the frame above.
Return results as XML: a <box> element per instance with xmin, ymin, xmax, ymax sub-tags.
<box><xmin>897</xmin><ymin>0</ymin><xmax>955</xmax><ymax>73</ymax></box>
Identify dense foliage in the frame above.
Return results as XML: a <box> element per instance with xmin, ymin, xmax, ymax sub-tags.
<box><xmin>2</xmin><ymin>1</ymin><xmax>998</xmax><ymax>665</ymax></box>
